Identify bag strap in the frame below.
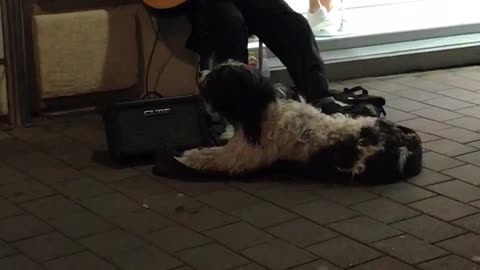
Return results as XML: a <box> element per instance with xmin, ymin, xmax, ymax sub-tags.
<box><xmin>343</xmin><ymin>86</ymin><xmax>369</xmax><ymax>96</ymax></box>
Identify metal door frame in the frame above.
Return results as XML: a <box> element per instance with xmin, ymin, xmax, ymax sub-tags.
<box><xmin>1</xmin><ymin>0</ymin><xmax>32</xmax><ymax>127</ymax></box>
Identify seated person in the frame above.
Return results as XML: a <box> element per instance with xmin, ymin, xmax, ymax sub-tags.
<box><xmin>185</xmin><ymin>0</ymin><xmax>348</xmax><ymax>115</ymax></box>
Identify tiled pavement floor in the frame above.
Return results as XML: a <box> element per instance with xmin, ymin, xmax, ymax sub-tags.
<box><xmin>2</xmin><ymin>65</ymin><xmax>480</xmax><ymax>269</ymax></box>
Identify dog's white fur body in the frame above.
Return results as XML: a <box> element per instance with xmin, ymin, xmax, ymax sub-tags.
<box><xmin>177</xmin><ymin>99</ymin><xmax>378</xmax><ymax>175</ymax></box>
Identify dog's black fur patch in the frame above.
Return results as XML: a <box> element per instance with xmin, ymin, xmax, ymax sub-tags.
<box><xmin>200</xmin><ymin>64</ymin><xmax>276</xmax><ymax>145</ymax></box>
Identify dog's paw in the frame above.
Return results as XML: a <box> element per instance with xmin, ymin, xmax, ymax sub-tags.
<box><xmin>153</xmin><ymin>154</ymin><xmax>202</xmax><ymax>178</ymax></box>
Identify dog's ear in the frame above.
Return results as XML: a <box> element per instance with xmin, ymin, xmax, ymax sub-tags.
<box><xmin>201</xmin><ymin>64</ymin><xmax>276</xmax><ymax>145</ymax></box>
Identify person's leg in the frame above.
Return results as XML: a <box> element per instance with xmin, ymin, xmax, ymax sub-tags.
<box><xmin>307</xmin><ymin>0</ymin><xmax>335</xmax><ymax>30</ymax></box>
<box><xmin>235</xmin><ymin>0</ymin><xmax>331</xmax><ymax>103</ymax></box>
<box><xmin>207</xmin><ymin>0</ymin><xmax>249</xmax><ymax>64</ymax></box>
<box><xmin>310</xmin><ymin>0</ymin><xmax>333</xmax><ymax>13</ymax></box>
<box><xmin>309</xmin><ymin>0</ymin><xmax>320</xmax><ymax>13</ymax></box>
<box><xmin>319</xmin><ymin>0</ymin><xmax>334</xmax><ymax>12</ymax></box>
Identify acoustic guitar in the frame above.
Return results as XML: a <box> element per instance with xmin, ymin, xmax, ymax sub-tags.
<box><xmin>142</xmin><ymin>0</ymin><xmax>187</xmax><ymax>10</ymax></box>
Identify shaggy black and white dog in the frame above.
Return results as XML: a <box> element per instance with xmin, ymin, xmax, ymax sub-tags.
<box><xmin>165</xmin><ymin>61</ymin><xmax>422</xmax><ymax>183</ymax></box>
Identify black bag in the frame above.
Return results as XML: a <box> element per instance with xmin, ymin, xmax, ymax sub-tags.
<box><xmin>101</xmin><ymin>94</ymin><xmax>212</xmax><ymax>162</ymax></box>
<box><xmin>329</xmin><ymin>86</ymin><xmax>387</xmax><ymax>118</ymax></box>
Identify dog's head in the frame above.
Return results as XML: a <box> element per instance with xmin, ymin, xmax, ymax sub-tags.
<box><xmin>199</xmin><ymin>61</ymin><xmax>277</xmax><ymax>144</ymax></box>
<box><xmin>346</xmin><ymin>119</ymin><xmax>423</xmax><ymax>182</ymax></box>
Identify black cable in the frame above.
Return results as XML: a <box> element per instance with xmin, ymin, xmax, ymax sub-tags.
<box><xmin>143</xmin><ymin>16</ymin><xmax>162</xmax><ymax>99</ymax></box>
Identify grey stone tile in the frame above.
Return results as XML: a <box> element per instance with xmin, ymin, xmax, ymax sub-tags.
<box><xmin>243</xmin><ymin>240</ymin><xmax>317</xmax><ymax>270</ymax></box>
<box><xmin>423</xmin><ymin>139</ymin><xmax>476</xmax><ymax>157</ymax></box>
<box><xmin>52</xmin><ymin>177</ymin><xmax>114</xmax><ymax>201</ymax></box>
<box><xmin>422</xmin><ymin>151</ymin><xmax>465</xmax><ymax>171</ymax></box>
<box><xmin>328</xmin><ymin>216</ymin><xmax>401</xmax><ymax>243</ymax></box>
<box><xmin>373</xmin><ymin>235</ymin><xmax>448</xmax><ymax>264</ymax></box>
<box><xmin>384</xmin><ymin>107</ymin><xmax>418</xmax><ymax>122</ymax></box>
<box><xmin>443</xmin><ymin>165</ymin><xmax>480</xmax><ymax>186</ymax></box>
<box><xmin>390</xmin><ymin>76</ymin><xmax>454</xmax><ymax>91</ymax></box>
<box><xmin>268</xmin><ymin>218</ymin><xmax>338</xmax><ymax>247</ymax></box>
<box><xmin>0</xmin><ymin>215</ymin><xmax>52</xmax><ymax>242</ymax></box>
<box><xmin>44</xmin><ymin>252</ymin><xmax>116</xmax><ymax>270</ymax></box>
<box><xmin>409</xmin><ymin>196</ymin><xmax>479</xmax><ymax>221</ymax></box>
<box><xmin>289</xmin><ymin>259</ymin><xmax>340</xmax><ymax>270</ymax></box>
<box><xmin>109</xmin><ymin>245</ymin><xmax>183</xmax><ymax>270</ymax></box>
<box><xmin>0</xmin><ymin>254</ymin><xmax>41</xmax><ymax>270</ymax></box>
<box><xmin>233</xmin><ymin>264</ymin><xmax>267</xmax><ymax>270</ymax></box>
<box><xmin>424</xmin><ymin>97</ymin><xmax>474</xmax><ymax>110</ymax></box>
<box><xmin>387</xmin><ymin>98</ymin><xmax>431</xmax><ymax>112</ymax></box>
<box><xmin>397</xmin><ymin>118</ymin><xmax>451</xmax><ymax>134</ymax></box>
<box><xmin>408</xmin><ymin>169</ymin><xmax>452</xmax><ymax>187</ymax></box>
<box><xmin>362</xmin><ymin>80</ymin><xmax>409</xmax><ymax>92</ymax></box>
<box><xmin>457</xmin><ymin>106</ymin><xmax>480</xmax><ymax>118</ymax></box>
<box><xmin>49</xmin><ymin>211</ymin><xmax>114</xmax><ymax>239</ymax></box>
<box><xmin>308</xmin><ymin>236</ymin><xmax>382</xmax><ymax>268</ymax></box>
<box><xmin>457</xmin><ymin>151</ymin><xmax>480</xmax><ymax>166</ymax></box>
<box><xmin>110</xmin><ymin>210</ymin><xmax>173</xmax><ymax>236</ymax></box>
<box><xmin>81</xmin><ymin>165</ymin><xmax>141</xmax><ymax>183</ymax></box>
<box><xmin>179</xmin><ymin>243</ymin><xmax>249</xmax><ymax>270</ymax></box>
<box><xmin>0</xmin><ymin>163</ymin><xmax>31</xmax><ymax>186</ymax></box>
<box><xmin>231</xmin><ymin>202</ymin><xmax>297</xmax><ymax>228</ymax></box>
<box><xmin>205</xmin><ymin>222</ymin><xmax>274</xmax><ymax>251</ymax></box>
<box><xmin>144</xmin><ymin>192</ymin><xmax>204</xmax><ymax>216</ymax></box>
<box><xmin>80</xmin><ymin>193</ymin><xmax>143</xmax><ymax>217</ymax></box>
<box><xmin>392</xmin><ymin>215</ymin><xmax>466</xmax><ymax>243</ymax></box>
<box><xmin>453</xmin><ymin>213</ymin><xmax>480</xmax><ymax>234</ymax></box>
<box><xmin>370</xmin><ymin>182</ymin><xmax>436</xmax><ymax>203</ymax></box>
<box><xmin>351</xmin><ymin>198</ymin><xmax>420</xmax><ymax>223</ymax></box>
<box><xmin>0</xmin><ymin>199</ymin><xmax>23</xmax><ymax>220</ymax></box>
<box><xmin>471</xmin><ymin>200</ymin><xmax>480</xmax><ymax>208</ymax></box>
<box><xmin>197</xmin><ymin>188</ymin><xmax>264</xmax><ymax>213</ymax></box>
<box><xmin>437</xmin><ymin>233</ymin><xmax>480</xmax><ymax>260</ymax></box>
<box><xmin>13</xmin><ymin>232</ymin><xmax>83</xmax><ymax>262</ymax></box>
<box><xmin>434</xmin><ymin>128</ymin><xmax>480</xmax><ymax>143</ymax></box>
<box><xmin>420</xmin><ymin>71</ymin><xmax>466</xmax><ymax>82</ymax></box>
<box><xmin>20</xmin><ymin>195</ymin><xmax>84</xmax><ymax>220</ymax></box>
<box><xmin>312</xmin><ymin>185</ymin><xmax>378</xmax><ymax>206</ymax></box>
<box><xmin>413</xmin><ymin>107</ymin><xmax>463</xmax><ymax>121</ymax></box>
<box><xmin>148</xmin><ymin>226</ymin><xmax>212</xmax><ymax>253</ymax></box>
<box><xmin>446</xmin><ymin>117</ymin><xmax>480</xmax><ymax>131</ymax></box>
<box><xmin>349</xmin><ymin>256</ymin><xmax>418</xmax><ymax>270</ymax></box>
<box><xmin>253</xmin><ymin>185</ymin><xmax>320</xmax><ymax>207</ymax></box>
<box><xmin>446</xmin><ymin>79</ymin><xmax>480</xmax><ymax>91</ymax></box>
<box><xmin>467</xmin><ymin>140</ymin><xmax>480</xmax><ymax>148</ymax></box>
<box><xmin>416</xmin><ymin>132</ymin><xmax>441</xmax><ymax>143</ymax></box>
<box><xmin>111</xmin><ymin>174</ymin><xmax>173</xmax><ymax>201</ymax></box>
<box><xmin>0</xmin><ymin>179</ymin><xmax>56</xmax><ymax>203</ymax></box>
<box><xmin>428</xmin><ymin>180</ymin><xmax>480</xmax><ymax>202</ymax></box>
<box><xmin>391</xmin><ymin>88</ymin><xmax>443</xmax><ymax>101</ymax></box>
<box><xmin>170</xmin><ymin>206</ymin><xmax>238</xmax><ymax>232</ymax></box>
<box><xmin>0</xmin><ymin>240</ymin><xmax>17</xmax><ymax>258</ymax></box>
<box><xmin>419</xmin><ymin>255</ymin><xmax>480</xmax><ymax>270</ymax></box>
<box><xmin>439</xmin><ymin>88</ymin><xmax>480</xmax><ymax>101</ymax></box>
<box><xmin>79</xmin><ymin>229</ymin><xmax>148</xmax><ymax>257</ymax></box>
<box><xmin>158</xmin><ymin>177</ymin><xmax>228</xmax><ymax>197</ymax></box>
<box><xmin>292</xmin><ymin>199</ymin><xmax>359</xmax><ymax>225</ymax></box>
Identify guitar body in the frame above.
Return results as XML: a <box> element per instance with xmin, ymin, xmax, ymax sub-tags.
<box><xmin>142</xmin><ymin>0</ymin><xmax>188</xmax><ymax>10</ymax></box>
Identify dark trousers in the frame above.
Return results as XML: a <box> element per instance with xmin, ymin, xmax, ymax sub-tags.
<box><xmin>206</xmin><ymin>0</ymin><xmax>330</xmax><ymax>101</ymax></box>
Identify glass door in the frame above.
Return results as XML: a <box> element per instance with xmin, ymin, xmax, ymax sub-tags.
<box><xmin>0</xmin><ymin>1</ymin><xmax>9</xmax><ymax>129</ymax></box>
<box><xmin>1</xmin><ymin>0</ymin><xmax>32</xmax><ymax>128</ymax></box>
<box><xmin>287</xmin><ymin>0</ymin><xmax>480</xmax><ymax>49</ymax></box>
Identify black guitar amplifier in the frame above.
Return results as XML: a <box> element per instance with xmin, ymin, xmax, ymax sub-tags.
<box><xmin>101</xmin><ymin>95</ymin><xmax>211</xmax><ymax>162</ymax></box>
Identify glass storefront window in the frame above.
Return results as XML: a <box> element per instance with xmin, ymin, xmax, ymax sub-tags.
<box><xmin>287</xmin><ymin>0</ymin><xmax>480</xmax><ymax>40</ymax></box>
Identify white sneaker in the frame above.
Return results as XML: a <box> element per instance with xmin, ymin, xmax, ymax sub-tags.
<box><xmin>307</xmin><ymin>6</ymin><xmax>335</xmax><ymax>31</ymax></box>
